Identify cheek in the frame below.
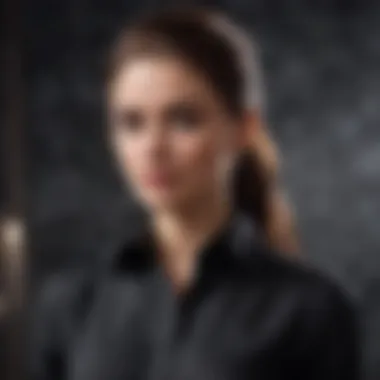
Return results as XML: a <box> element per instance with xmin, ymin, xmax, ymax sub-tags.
<box><xmin>112</xmin><ymin>133</ymin><xmax>143</xmax><ymax>179</ymax></box>
<box><xmin>175</xmin><ymin>134</ymin><xmax>233</xmax><ymax>186</ymax></box>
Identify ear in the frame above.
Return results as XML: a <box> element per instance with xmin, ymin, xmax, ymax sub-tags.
<box><xmin>238</xmin><ymin>109</ymin><xmax>263</xmax><ymax>150</ymax></box>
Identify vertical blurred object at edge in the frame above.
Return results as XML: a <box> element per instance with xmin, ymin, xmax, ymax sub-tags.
<box><xmin>1</xmin><ymin>0</ymin><xmax>27</xmax><ymax>378</ymax></box>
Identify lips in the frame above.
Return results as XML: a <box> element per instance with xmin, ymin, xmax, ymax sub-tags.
<box><xmin>141</xmin><ymin>172</ymin><xmax>175</xmax><ymax>188</ymax></box>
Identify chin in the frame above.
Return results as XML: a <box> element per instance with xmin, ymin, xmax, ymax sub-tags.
<box><xmin>140</xmin><ymin>192</ymin><xmax>190</xmax><ymax>213</ymax></box>
<box><xmin>140</xmin><ymin>193</ymin><xmax>180</xmax><ymax>211</ymax></box>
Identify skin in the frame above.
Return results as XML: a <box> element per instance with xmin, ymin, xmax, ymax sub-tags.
<box><xmin>108</xmin><ymin>57</ymin><xmax>258</xmax><ymax>292</ymax></box>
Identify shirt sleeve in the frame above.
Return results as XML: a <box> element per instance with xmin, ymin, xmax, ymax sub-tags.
<box><xmin>27</xmin><ymin>274</ymin><xmax>84</xmax><ymax>380</ymax></box>
<box><xmin>295</xmin><ymin>275</ymin><xmax>361</xmax><ymax>380</ymax></box>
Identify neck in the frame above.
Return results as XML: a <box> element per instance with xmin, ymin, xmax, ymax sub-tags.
<box><xmin>151</xmin><ymin>196</ymin><xmax>232</xmax><ymax>294</ymax></box>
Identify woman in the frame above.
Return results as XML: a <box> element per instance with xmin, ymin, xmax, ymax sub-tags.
<box><xmin>29</xmin><ymin>7</ymin><xmax>359</xmax><ymax>380</ymax></box>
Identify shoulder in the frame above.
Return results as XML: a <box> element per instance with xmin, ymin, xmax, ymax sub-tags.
<box><xmin>234</xmin><ymin>244</ymin><xmax>357</xmax><ymax>319</ymax></box>
<box><xmin>27</xmin><ymin>271</ymin><xmax>98</xmax><ymax>377</ymax></box>
<box><xmin>233</xmin><ymin>247</ymin><xmax>359</xmax><ymax>357</ymax></box>
<box><xmin>29</xmin><ymin>270</ymin><xmax>95</xmax><ymax>345</ymax></box>
<box><xmin>228</xmin><ymin>213</ymin><xmax>356</xmax><ymax>317</ymax></box>
<box><xmin>247</xmin><ymin>250</ymin><xmax>361</xmax><ymax>375</ymax></box>
<box><xmin>32</xmin><ymin>270</ymin><xmax>92</xmax><ymax>310</ymax></box>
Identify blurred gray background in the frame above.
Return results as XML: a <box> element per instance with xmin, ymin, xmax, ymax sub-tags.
<box><xmin>1</xmin><ymin>0</ymin><xmax>380</xmax><ymax>379</ymax></box>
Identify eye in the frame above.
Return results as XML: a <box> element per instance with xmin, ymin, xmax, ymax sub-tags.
<box><xmin>114</xmin><ymin>109</ymin><xmax>144</xmax><ymax>132</ymax></box>
<box><xmin>167</xmin><ymin>104</ymin><xmax>203</xmax><ymax>131</ymax></box>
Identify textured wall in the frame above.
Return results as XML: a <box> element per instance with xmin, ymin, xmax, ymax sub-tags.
<box><xmin>22</xmin><ymin>0</ymin><xmax>380</xmax><ymax>378</ymax></box>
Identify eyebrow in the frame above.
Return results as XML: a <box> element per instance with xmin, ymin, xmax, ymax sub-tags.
<box><xmin>114</xmin><ymin>95</ymin><xmax>207</xmax><ymax>112</ymax></box>
<box><xmin>164</xmin><ymin>98</ymin><xmax>204</xmax><ymax>108</ymax></box>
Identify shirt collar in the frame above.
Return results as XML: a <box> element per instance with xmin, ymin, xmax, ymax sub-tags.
<box><xmin>111</xmin><ymin>211</ymin><xmax>263</xmax><ymax>275</ymax></box>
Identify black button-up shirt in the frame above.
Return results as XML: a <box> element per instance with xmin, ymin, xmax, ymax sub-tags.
<box><xmin>29</xmin><ymin>213</ymin><xmax>359</xmax><ymax>380</ymax></box>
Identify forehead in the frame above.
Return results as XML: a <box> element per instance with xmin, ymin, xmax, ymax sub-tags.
<box><xmin>109</xmin><ymin>57</ymin><xmax>218</xmax><ymax>108</ymax></box>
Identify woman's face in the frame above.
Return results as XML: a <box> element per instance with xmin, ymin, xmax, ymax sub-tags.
<box><xmin>108</xmin><ymin>57</ymin><xmax>245</xmax><ymax>212</ymax></box>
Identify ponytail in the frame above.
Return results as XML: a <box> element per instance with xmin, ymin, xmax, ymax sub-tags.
<box><xmin>233</xmin><ymin>126</ymin><xmax>300</xmax><ymax>257</ymax></box>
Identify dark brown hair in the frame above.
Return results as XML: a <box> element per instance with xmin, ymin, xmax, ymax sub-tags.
<box><xmin>107</xmin><ymin>7</ymin><xmax>299</xmax><ymax>256</ymax></box>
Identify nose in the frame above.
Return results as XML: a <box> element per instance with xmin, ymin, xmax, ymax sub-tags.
<box><xmin>144</xmin><ymin>124</ymin><xmax>169</xmax><ymax>160</ymax></box>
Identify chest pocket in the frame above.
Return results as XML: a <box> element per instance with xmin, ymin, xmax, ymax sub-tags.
<box><xmin>169</xmin><ymin>286</ymin><xmax>287</xmax><ymax>380</ymax></box>
<box><xmin>69</xmin><ymin>277</ymin><xmax>150</xmax><ymax>380</ymax></box>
